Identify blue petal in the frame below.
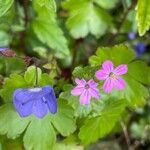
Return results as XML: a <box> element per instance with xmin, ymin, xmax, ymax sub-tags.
<box><xmin>42</xmin><ymin>86</ymin><xmax>57</xmax><ymax>114</ymax></box>
<box><xmin>13</xmin><ymin>89</ymin><xmax>33</xmax><ymax>117</ymax></box>
<box><xmin>32</xmin><ymin>99</ymin><xmax>48</xmax><ymax>118</ymax></box>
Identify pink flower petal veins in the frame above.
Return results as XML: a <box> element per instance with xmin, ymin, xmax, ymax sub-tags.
<box><xmin>79</xmin><ymin>90</ymin><xmax>91</xmax><ymax>105</ymax></box>
<box><xmin>95</xmin><ymin>69</ymin><xmax>108</xmax><ymax>80</ymax></box>
<box><xmin>71</xmin><ymin>86</ymin><xmax>84</xmax><ymax>96</ymax></box>
<box><xmin>114</xmin><ymin>64</ymin><xmax>128</xmax><ymax>76</ymax></box>
<box><xmin>75</xmin><ymin>78</ymin><xmax>86</xmax><ymax>86</ymax></box>
<box><xmin>102</xmin><ymin>60</ymin><xmax>114</xmax><ymax>73</ymax></box>
<box><xmin>88</xmin><ymin>88</ymin><xmax>100</xmax><ymax>99</ymax></box>
<box><xmin>103</xmin><ymin>78</ymin><xmax>114</xmax><ymax>93</ymax></box>
<box><xmin>88</xmin><ymin>79</ymin><xmax>98</xmax><ymax>87</ymax></box>
<box><xmin>114</xmin><ymin>77</ymin><xmax>126</xmax><ymax>90</ymax></box>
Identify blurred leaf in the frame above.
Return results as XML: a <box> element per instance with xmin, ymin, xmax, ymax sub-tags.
<box><xmin>36</xmin><ymin>0</ymin><xmax>56</xmax><ymax>12</ymax></box>
<box><xmin>32</xmin><ymin>0</ymin><xmax>70</xmax><ymax>58</ymax></box>
<box><xmin>53</xmin><ymin>143</ymin><xmax>83</xmax><ymax>150</ymax></box>
<box><xmin>0</xmin><ymin>0</ymin><xmax>14</xmax><ymax>17</ymax></box>
<box><xmin>95</xmin><ymin>0</ymin><xmax>119</xmax><ymax>9</ymax></box>
<box><xmin>62</xmin><ymin>0</ymin><xmax>112</xmax><ymax>38</ymax></box>
<box><xmin>79</xmin><ymin>99</ymin><xmax>126</xmax><ymax>145</ymax></box>
<box><xmin>136</xmin><ymin>0</ymin><xmax>150</xmax><ymax>36</ymax></box>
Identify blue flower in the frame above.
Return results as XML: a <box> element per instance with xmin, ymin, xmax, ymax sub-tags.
<box><xmin>13</xmin><ymin>85</ymin><xmax>57</xmax><ymax>118</ymax></box>
<box><xmin>134</xmin><ymin>42</ymin><xmax>146</xmax><ymax>56</ymax></box>
<box><xmin>0</xmin><ymin>47</ymin><xmax>9</xmax><ymax>51</ymax></box>
<box><xmin>128</xmin><ymin>32</ymin><xmax>136</xmax><ymax>40</ymax></box>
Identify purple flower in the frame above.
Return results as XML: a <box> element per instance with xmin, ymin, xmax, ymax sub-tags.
<box><xmin>0</xmin><ymin>47</ymin><xmax>9</xmax><ymax>51</ymax></box>
<box><xmin>71</xmin><ymin>78</ymin><xmax>100</xmax><ymax>105</ymax></box>
<box><xmin>134</xmin><ymin>42</ymin><xmax>146</xmax><ymax>56</ymax></box>
<box><xmin>13</xmin><ymin>85</ymin><xmax>57</xmax><ymax>118</ymax></box>
<box><xmin>128</xmin><ymin>32</ymin><xmax>136</xmax><ymax>40</ymax></box>
<box><xmin>95</xmin><ymin>60</ymin><xmax>128</xmax><ymax>93</ymax></box>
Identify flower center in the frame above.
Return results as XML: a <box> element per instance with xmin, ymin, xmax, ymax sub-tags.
<box><xmin>109</xmin><ymin>72</ymin><xmax>116</xmax><ymax>79</ymax></box>
<box><xmin>28</xmin><ymin>87</ymin><xmax>42</xmax><ymax>92</ymax></box>
<box><xmin>85</xmin><ymin>84</ymin><xmax>90</xmax><ymax>89</ymax></box>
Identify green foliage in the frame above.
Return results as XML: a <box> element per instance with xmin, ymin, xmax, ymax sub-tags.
<box><xmin>32</xmin><ymin>0</ymin><xmax>70</xmax><ymax>58</ymax></box>
<box><xmin>0</xmin><ymin>0</ymin><xmax>14</xmax><ymax>17</ymax></box>
<box><xmin>95</xmin><ymin>0</ymin><xmax>119</xmax><ymax>9</ymax></box>
<box><xmin>79</xmin><ymin>99</ymin><xmax>126</xmax><ymax>145</ymax></box>
<box><xmin>0</xmin><ymin>66</ymin><xmax>76</xmax><ymax>149</ymax></box>
<box><xmin>62</xmin><ymin>0</ymin><xmax>112</xmax><ymax>38</ymax></box>
<box><xmin>89</xmin><ymin>44</ymin><xmax>149</xmax><ymax>107</ymax></box>
<box><xmin>136</xmin><ymin>0</ymin><xmax>150</xmax><ymax>36</ymax></box>
<box><xmin>0</xmin><ymin>66</ymin><xmax>53</xmax><ymax>102</ymax></box>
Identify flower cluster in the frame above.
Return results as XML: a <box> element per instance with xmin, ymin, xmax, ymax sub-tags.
<box><xmin>71</xmin><ymin>60</ymin><xmax>128</xmax><ymax>105</ymax></box>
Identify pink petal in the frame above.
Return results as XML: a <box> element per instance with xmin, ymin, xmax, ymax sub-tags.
<box><xmin>102</xmin><ymin>60</ymin><xmax>114</xmax><ymax>73</ymax></box>
<box><xmin>75</xmin><ymin>78</ymin><xmax>86</xmax><ymax>86</ymax></box>
<box><xmin>87</xmin><ymin>79</ymin><xmax>98</xmax><ymax>87</ymax></box>
<box><xmin>114</xmin><ymin>77</ymin><xmax>126</xmax><ymax>90</ymax></box>
<box><xmin>103</xmin><ymin>78</ymin><xmax>114</xmax><ymax>93</ymax></box>
<box><xmin>79</xmin><ymin>90</ymin><xmax>91</xmax><ymax>105</ymax></box>
<box><xmin>114</xmin><ymin>64</ymin><xmax>128</xmax><ymax>75</ymax></box>
<box><xmin>95</xmin><ymin>69</ymin><xmax>108</xmax><ymax>80</ymax></box>
<box><xmin>88</xmin><ymin>87</ymin><xmax>100</xmax><ymax>99</ymax></box>
<box><xmin>71</xmin><ymin>86</ymin><xmax>84</xmax><ymax>96</ymax></box>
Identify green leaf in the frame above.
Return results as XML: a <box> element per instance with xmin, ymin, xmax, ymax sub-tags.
<box><xmin>62</xmin><ymin>0</ymin><xmax>112</xmax><ymax>38</ymax></box>
<box><xmin>94</xmin><ymin>0</ymin><xmax>119</xmax><ymax>9</ymax></box>
<box><xmin>89</xmin><ymin>44</ymin><xmax>149</xmax><ymax>107</ymax></box>
<box><xmin>0</xmin><ymin>74</ymin><xmax>27</xmax><ymax>102</ymax></box>
<box><xmin>79</xmin><ymin>99</ymin><xmax>126</xmax><ymax>145</ymax></box>
<box><xmin>136</xmin><ymin>0</ymin><xmax>150</xmax><ymax>36</ymax></box>
<box><xmin>32</xmin><ymin>0</ymin><xmax>70</xmax><ymax>58</ymax></box>
<box><xmin>89</xmin><ymin>44</ymin><xmax>136</xmax><ymax>66</ymax></box>
<box><xmin>0</xmin><ymin>0</ymin><xmax>14</xmax><ymax>17</ymax></box>
<box><xmin>24</xmin><ymin>66</ymin><xmax>42</xmax><ymax>86</ymax></box>
<box><xmin>51</xmin><ymin>100</ymin><xmax>76</xmax><ymax>136</ymax></box>
<box><xmin>23</xmin><ymin>116</ymin><xmax>56</xmax><ymax>150</ymax></box>
<box><xmin>35</xmin><ymin>0</ymin><xmax>56</xmax><ymax>12</ymax></box>
<box><xmin>0</xmin><ymin>104</ymin><xmax>31</xmax><ymax>139</ymax></box>
<box><xmin>72</xmin><ymin>66</ymin><xmax>98</xmax><ymax>80</ymax></box>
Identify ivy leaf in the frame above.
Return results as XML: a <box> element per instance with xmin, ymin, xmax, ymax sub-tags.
<box><xmin>89</xmin><ymin>44</ymin><xmax>149</xmax><ymax>107</ymax></box>
<box><xmin>23</xmin><ymin>116</ymin><xmax>56</xmax><ymax>150</ymax></box>
<box><xmin>0</xmin><ymin>0</ymin><xmax>14</xmax><ymax>17</ymax></box>
<box><xmin>136</xmin><ymin>0</ymin><xmax>150</xmax><ymax>36</ymax></box>
<box><xmin>32</xmin><ymin>0</ymin><xmax>70</xmax><ymax>58</ymax></box>
<box><xmin>62</xmin><ymin>0</ymin><xmax>112</xmax><ymax>39</ymax></box>
<box><xmin>79</xmin><ymin>99</ymin><xmax>126</xmax><ymax>145</ymax></box>
<box><xmin>0</xmin><ymin>104</ymin><xmax>31</xmax><ymax>139</ymax></box>
<box><xmin>94</xmin><ymin>0</ymin><xmax>119</xmax><ymax>9</ymax></box>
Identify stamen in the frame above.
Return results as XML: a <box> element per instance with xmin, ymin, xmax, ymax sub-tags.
<box><xmin>85</xmin><ymin>84</ymin><xmax>90</xmax><ymax>89</ymax></box>
<box><xmin>109</xmin><ymin>72</ymin><xmax>116</xmax><ymax>79</ymax></box>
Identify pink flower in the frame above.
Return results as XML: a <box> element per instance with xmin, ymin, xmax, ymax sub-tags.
<box><xmin>95</xmin><ymin>60</ymin><xmax>128</xmax><ymax>93</ymax></box>
<box><xmin>71</xmin><ymin>78</ymin><xmax>100</xmax><ymax>105</ymax></box>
